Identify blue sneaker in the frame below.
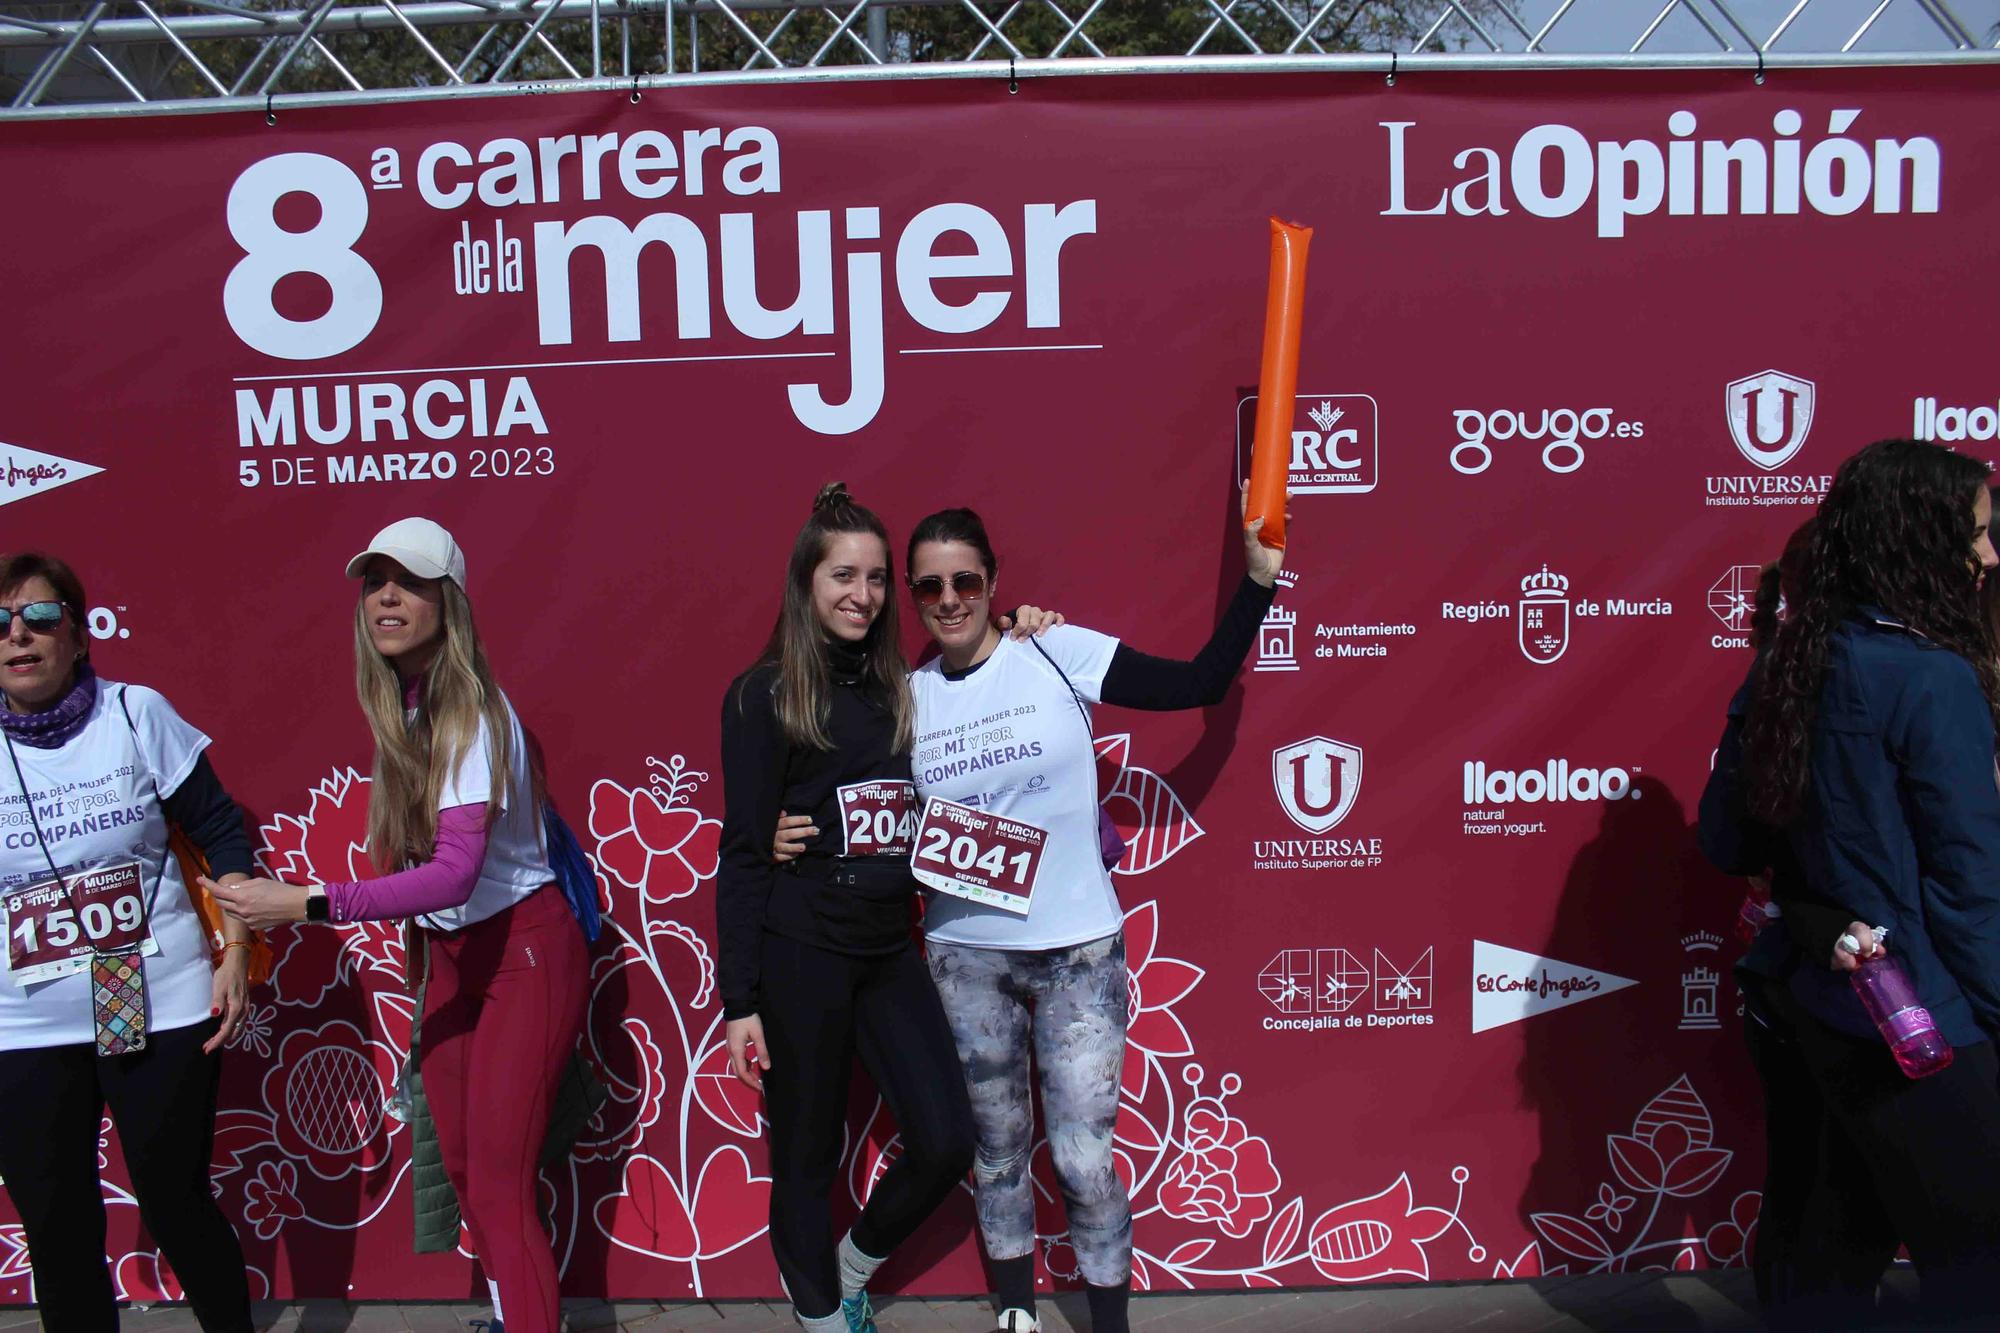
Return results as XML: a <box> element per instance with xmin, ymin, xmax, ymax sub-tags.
<box><xmin>842</xmin><ymin>1292</ymin><xmax>877</xmax><ymax>1333</ymax></box>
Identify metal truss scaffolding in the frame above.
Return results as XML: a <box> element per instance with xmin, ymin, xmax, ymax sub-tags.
<box><xmin>1</xmin><ymin>0</ymin><xmax>1995</xmax><ymax>118</ymax></box>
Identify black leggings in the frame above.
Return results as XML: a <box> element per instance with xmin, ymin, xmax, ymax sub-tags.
<box><xmin>1772</xmin><ymin>984</ymin><xmax>2000</xmax><ymax>1323</ymax></box>
<box><xmin>757</xmin><ymin>933</ymin><xmax>975</xmax><ymax>1318</ymax></box>
<box><xmin>1742</xmin><ymin>992</ymin><xmax>1898</xmax><ymax>1322</ymax></box>
<box><xmin>0</xmin><ymin>1018</ymin><xmax>252</xmax><ymax>1333</ymax></box>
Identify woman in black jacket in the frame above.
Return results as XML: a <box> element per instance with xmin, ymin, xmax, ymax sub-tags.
<box><xmin>717</xmin><ymin>484</ymin><xmax>974</xmax><ymax>1333</ymax></box>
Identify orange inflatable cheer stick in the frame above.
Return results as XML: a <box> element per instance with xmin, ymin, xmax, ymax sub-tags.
<box><xmin>1246</xmin><ymin>218</ymin><xmax>1312</xmax><ymax>551</ymax></box>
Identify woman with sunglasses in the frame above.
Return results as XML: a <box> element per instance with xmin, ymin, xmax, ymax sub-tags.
<box><xmin>211</xmin><ymin>518</ymin><xmax>588</xmax><ymax>1333</ymax></box>
<box><xmin>0</xmin><ymin>552</ymin><xmax>257</xmax><ymax>1333</ymax></box>
<box><xmin>778</xmin><ymin>498</ymin><xmax>1286</xmax><ymax>1333</ymax></box>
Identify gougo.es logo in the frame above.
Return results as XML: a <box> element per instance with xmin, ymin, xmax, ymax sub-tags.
<box><xmin>1449</xmin><ymin>407</ymin><xmax>1644</xmax><ymax>476</ymax></box>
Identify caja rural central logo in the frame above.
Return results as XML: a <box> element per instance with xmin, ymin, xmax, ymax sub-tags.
<box><xmin>1234</xmin><ymin>393</ymin><xmax>1379</xmax><ymax>495</ymax></box>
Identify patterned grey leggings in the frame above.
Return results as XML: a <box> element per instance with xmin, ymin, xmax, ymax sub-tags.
<box><xmin>925</xmin><ymin>932</ymin><xmax>1131</xmax><ymax>1287</ymax></box>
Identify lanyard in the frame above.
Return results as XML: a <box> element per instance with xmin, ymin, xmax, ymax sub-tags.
<box><xmin>6</xmin><ymin>732</ymin><xmax>77</xmax><ymax>901</ymax></box>
<box><xmin>3</xmin><ymin>700</ymin><xmax>170</xmax><ymax>923</ymax></box>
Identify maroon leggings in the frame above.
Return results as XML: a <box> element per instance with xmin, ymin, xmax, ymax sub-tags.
<box><xmin>422</xmin><ymin>884</ymin><xmax>588</xmax><ymax>1333</ymax></box>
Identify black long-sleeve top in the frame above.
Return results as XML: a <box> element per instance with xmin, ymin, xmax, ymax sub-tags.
<box><xmin>165</xmin><ymin>754</ymin><xmax>255</xmax><ymax>879</ymax></box>
<box><xmin>717</xmin><ymin>642</ymin><xmax>915</xmax><ymax>1019</ymax></box>
<box><xmin>1095</xmin><ymin>575</ymin><xmax>1275</xmax><ymax>708</ymax></box>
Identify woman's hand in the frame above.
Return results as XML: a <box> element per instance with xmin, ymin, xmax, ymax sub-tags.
<box><xmin>204</xmin><ymin>945</ymin><xmax>252</xmax><ymax>1054</ymax></box>
<box><xmin>205</xmin><ymin>875</ymin><xmax>311</xmax><ymax>932</ymax></box>
<box><xmin>772</xmin><ymin>811</ymin><xmax>817</xmax><ymax>863</ymax></box>
<box><xmin>1832</xmin><ymin>921</ymin><xmax>1886</xmax><ymax>972</ymax></box>
<box><xmin>725</xmin><ymin>1014</ymin><xmax>770</xmax><ymax>1090</ymax></box>
<box><xmin>1000</xmin><ymin>606</ymin><xmax>1065</xmax><ymax>639</ymax></box>
<box><xmin>1241</xmin><ymin>481</ymin><xmax>1292</xmax><ymax>588</ymax></box>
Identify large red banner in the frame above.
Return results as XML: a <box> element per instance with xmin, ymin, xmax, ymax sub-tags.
<box><xmin>1</xmin><ymin>66</ymin><xmax>1996</xmax><ymax>1300</ymax></box>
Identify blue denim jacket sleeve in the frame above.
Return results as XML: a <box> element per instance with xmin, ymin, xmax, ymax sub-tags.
<box><xmin>1888</xmin><ymin>649</ymin><xmax>2000</xmax><ymax>1035</ymax></box>
<box><xmin>1697</xmin><ymin>666</ymin><xmax>1768</xmax><ymax>876</ymax></box>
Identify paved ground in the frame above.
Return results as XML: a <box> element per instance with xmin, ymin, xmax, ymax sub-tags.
<box><xmin>0</xmin><ymin>1269</ymin><xmax>1937</xmax><ymax>1330</ymax></box>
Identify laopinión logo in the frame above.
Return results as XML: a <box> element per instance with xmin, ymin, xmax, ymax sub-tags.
<box><xmin>1252</xmin><ymin>736</ymin><xmax>1383</xmax><ymax>872</ymax></box>
<box><xmin>1441</xmin><ymin>565</ymin><xmax>1672</xmax><ymax>666</ymax></box>
<box><xmin>1707</xmin><ymin>370</ymin><xmax>1830</xmax><ymax>508</ymax></box>
<box><xmin>1461</xmin><ymin>758</ymin><xmax>1642</xmax><ymax>840</ymax></box>
<box><xmin>1234</xmin><ymin>393</ymin><xmax>1379</xmax><ymax>495</ymax></box>
<box><xmin>1257</xmin><ymin>944</ymin><xmax>1435</xmax><ymax>1033</ymax></box>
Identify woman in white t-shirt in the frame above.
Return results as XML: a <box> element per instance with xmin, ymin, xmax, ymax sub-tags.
<box><xmin>778</xmin><ymin>500</ymin><xmax>1287</xmax><ymax>1333</ymax></box>
<box><xmin>212</xmin><ymin>518</ymin><xmax>587</xmax><ymax>1333</ymax></box>
<box><xmin>0</xmin><ymin>551</ymin><xmax>256</xmax><ymax>1333</ymax></box>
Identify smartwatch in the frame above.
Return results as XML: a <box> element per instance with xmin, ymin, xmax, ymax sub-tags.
<box><xmin>305</xmin><ymin>887</ymin><xmax>330</xmax><ymax>923</ymax></box>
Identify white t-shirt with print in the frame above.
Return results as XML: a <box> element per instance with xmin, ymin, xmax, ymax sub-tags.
<box><xmin>910</xmin><ymin>625</ymin><xmax>1123</xmax><ymax>950</ymax></box>
<box><xmin>419</xmin><ymin>692</ymin><xmax>553</xmax><ymax>933</ymax></box>
<box><xmin>0</xmin><ymin>684</ymin><xmax>218</xmax><ymax>1051</ymax></box>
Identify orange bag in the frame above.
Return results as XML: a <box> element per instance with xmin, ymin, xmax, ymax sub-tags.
<box><xmin>171</xmin><ymin>828</ymin><xmax>273</xmax><ymax>986</ymax></box>
<box><xmin>1246</xmin><ymin>218</ymin><xmax>1313</xmax><ymax>551</ymax></box>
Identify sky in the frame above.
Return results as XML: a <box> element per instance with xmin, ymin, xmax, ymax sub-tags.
<box><xmin>1427</xmin><ymin>0</ymin><xmax>2000</xmax><ymax>54</ymax></box>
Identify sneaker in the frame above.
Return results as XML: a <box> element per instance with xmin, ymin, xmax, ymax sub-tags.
<box><xmin>996</xmin><ymin>1310</ymin><xmax>1039</xmax><ymax>1332</ymax></box>
<box><xmin>842</xmin><ymin>1292</ymin><xmax>878</xmax><ymax>1333</ymax></box>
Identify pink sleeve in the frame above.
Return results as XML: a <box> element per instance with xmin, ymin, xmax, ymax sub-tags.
<box><xmin>324</xmin><ymin>804</ymin><xmax>489</xmax><ymax>923</ymax></box>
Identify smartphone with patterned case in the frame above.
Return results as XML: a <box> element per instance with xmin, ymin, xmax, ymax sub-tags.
<box><xmin>91</xmin><ymin>950</ymin><xmax>148</xmax><ymax>1055</ymax></box>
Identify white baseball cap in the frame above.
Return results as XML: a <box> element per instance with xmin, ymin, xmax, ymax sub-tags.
<box><xmin>345</xmin><ymin>517</ymin><xmax>468</xmax><ymax>589</ymax></box>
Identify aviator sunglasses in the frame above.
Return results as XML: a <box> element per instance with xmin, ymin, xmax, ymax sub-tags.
<box><xmin>0</xmin><ymin>602</ymin><xmax>66</xmax><ymax>633</ymax></box>
<box><xmin>909</xmin><ymin>572</ymin><xmax>988</xmax><ymax>608</ymax></box>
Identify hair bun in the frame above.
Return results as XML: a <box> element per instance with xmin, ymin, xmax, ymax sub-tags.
<box><xmin>812</xmin><ymin>482</ymin><xmax>852</xmax><ymax>514</ymax></box>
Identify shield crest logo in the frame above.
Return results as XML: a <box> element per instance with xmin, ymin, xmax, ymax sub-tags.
<box><xmin>1726</xmin><ymin>370</ymin><xmax>1816</xmax><ymax>471</ymax></box>
<box><xmin>1271</xmin><ymin>736</ymin><xmax>1362</xmax><ymax>834</ymax></box>
<box><xmin>1518</xmin><ymin>599</ymin><xmax>1570</xmax><ymax>664</ymax></box>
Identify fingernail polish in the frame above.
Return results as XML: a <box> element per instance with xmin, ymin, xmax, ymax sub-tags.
<box><xmin>212</xmin><ymin>1007</ymin><xmax>221</xmax><ymax>1015</ymax></box>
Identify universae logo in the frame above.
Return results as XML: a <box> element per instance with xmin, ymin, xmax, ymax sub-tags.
<box><xmin>1726</xmin><ymin>370</ymin><xmax>1815</xmax><ymax>471</ymax></box>
<box><xmin>1270</xmin><ymin>736</ymin><xmax>1362</xmax><ymax>834</ymax></box>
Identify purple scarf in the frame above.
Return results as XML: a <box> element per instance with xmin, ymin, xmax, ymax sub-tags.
<box><xmin>0</xmin><ymin>661</ymin><xmax>99</xmax><ymax>749</ymax></box>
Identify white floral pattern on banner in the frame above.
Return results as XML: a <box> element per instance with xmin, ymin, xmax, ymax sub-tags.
<box><xmin>0</xmin><ymin>734</ymin><xmax>1757</xmax><ymax>1300</ymax></box>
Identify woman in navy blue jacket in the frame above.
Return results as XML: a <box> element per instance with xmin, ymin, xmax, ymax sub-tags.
<box><xmin>1735</xmin><ymin>438</ymin><xmax>2000</xmax><ymax>1322</ymax></box>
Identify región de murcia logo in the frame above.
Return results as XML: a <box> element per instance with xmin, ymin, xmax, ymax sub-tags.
<box><xmin>1442</xmin><ymin>565</ymin><xmax>1671</xmax><ymax>665</ymax></box>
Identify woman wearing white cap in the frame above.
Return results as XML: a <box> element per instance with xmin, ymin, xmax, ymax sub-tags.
<box><xmin>212</xmin><ymin>517</ymin><xmax>588</xmax><ymax>1333</ymax></box>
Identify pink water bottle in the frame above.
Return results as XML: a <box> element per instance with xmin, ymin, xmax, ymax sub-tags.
<box><xmin>1848</xmin><ymin>927</ymin><xmax>1953</xmax><ymax>1079</ymax></box>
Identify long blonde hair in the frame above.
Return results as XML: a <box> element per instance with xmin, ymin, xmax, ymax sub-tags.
<box><xmin>744</xmin><ymin>482</ymin><xmax>914</xmax><ymax>753</ymax></box>
<box><xmin>354</xmin><ymin>579</ymin><xmax>514</xmax><ymax>871</ymax></box>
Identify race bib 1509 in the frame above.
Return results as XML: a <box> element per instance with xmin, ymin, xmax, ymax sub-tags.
<box><xmin>6</xmin><ymin>861</ymin><xmax>156</xmax><ymax>984</ymax></box>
